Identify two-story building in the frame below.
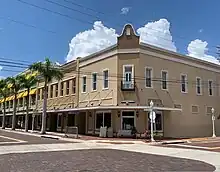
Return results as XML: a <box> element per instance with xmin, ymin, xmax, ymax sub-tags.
<box><xmin>1</xmin><ymin>24</ymin><xmax>220</xmax><ymax>138</ymax></box>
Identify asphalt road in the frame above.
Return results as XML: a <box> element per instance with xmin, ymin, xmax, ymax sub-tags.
<box><xmin>0</xmin><ymin>130</ymin><xmax>71</xmax><ymax>145</ymax></box>
<box><xmin>0</xmin><ymin>149</ymin><xmax>215</xmax><ymax>172</ymax></box>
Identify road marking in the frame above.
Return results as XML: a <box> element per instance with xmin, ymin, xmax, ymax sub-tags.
<box><xmin>0</xmin><ymin>135</ymin><xmax>25</xmax><ymax>143</ymax></box>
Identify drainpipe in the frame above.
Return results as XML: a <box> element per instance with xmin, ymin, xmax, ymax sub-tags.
<box><xmin>75</xmin><ymin>57</ymin><xmax>81</xmax><ymax>108</ymax></box>
<box><xmin>75</xmin><ymin>57</ymin><xmax>81</xmax><ymax>128</ymax></box>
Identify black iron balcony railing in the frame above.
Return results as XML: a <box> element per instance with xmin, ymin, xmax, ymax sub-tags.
<box><xmin>121</xmin><ymin>81</ymin><xmax>135</xmax><ymax>91</ymax></box>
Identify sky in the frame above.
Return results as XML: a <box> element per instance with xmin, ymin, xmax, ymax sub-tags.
<box><xmin>0</xmin><ymin>0</ymin><xmax>220</xmax><ymax>77</ymax></box>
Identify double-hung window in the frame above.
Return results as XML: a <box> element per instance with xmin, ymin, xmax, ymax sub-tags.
<box><xmin>82</xmin><ymin>76</ymin><xmax>87</xmax><ymax>93</ymax></box>
<box><xmin>181</xmin><ymin>74</ymin><xmax>187</xmax><ymax>93</ymax></box>
<box><xmin>161</xmin><ymin>70</ymin><xmax>168</xmax><ymax>90</ymax></box>
<box><xmin>145</xmin><ymin>67</ymin><xmax>152</xmax><ymax>88</ymax></box>
<box><xmin>208</xmin><ymin>80</ymin><xmax>213</xmax><ymax>96</ymax></box>
<box><xmin>103</xmin><ymin>70</ymin><xmax>109</xmax><ymax>89</ymax></box>
<box><xmin>196</xmin><ymin>77</ymin><xmax>202</xmax><ymax>95</ymax></box>
<box><xmin>92</xmin><ymin>73</ymin><xmax>97</xmax><ymax>91</ymax></box>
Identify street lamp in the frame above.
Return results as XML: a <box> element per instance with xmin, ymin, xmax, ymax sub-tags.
<box><xmin>149</xmin><ymin>100</ymin><xmax>155</xmax><ymax>142</ymax></box>
<box><xmin>211</xmin><ymin>108</ymin><xmax>216</xmax><ymax>138</ymax></box>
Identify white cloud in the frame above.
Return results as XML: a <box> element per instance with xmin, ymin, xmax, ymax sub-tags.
<box><xmin>187</xmin><ymin>39</ymin><xmax>219</xmax><ymax>64</ymax></box>
<box><xmin>0</xmin><ymin>66</ymin><xmax>2</xmax><ymax>70</ymax></box>
<box><xmin>66</xmin><ymin>21</ymin><xmax>118</xmax><ymax>62</ymax></box>
<box><xmin>137</xmin><ymin>19</ymin><xmax>177</xmax><ymax>52</ymax></box>
<box><xmin>199</xmin><ymin>29</ymin><xmax>203</xmax><ymax>33</ymax></box>
<box><xmin>121</xmin><ymin>7</ymin><xmax>130</xmax><ymax>15</ymax></box>
<box><xmin>66</xmin><ymin>19</ymin><xmax>178</xmax><ymax>62</ymax></box>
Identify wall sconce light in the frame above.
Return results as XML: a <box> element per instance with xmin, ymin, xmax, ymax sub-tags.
<box><xmin>136</xmin><ymin>111</ymin><xmax>139</xmax><ymax>118</ymax></box>
<box><xmin>89</xmin><ymin>112</ymin><xmax>92</xmax><ymax>117</ymax></box>
<box><xmin>117</xmin><ymin>111</ymin><xmax>120</xmax><ymax>117</ymax></box>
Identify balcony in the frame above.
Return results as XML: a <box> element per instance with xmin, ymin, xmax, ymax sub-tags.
<box><xmin>121</xmin><ymin>81</ymin><xmax>135</xmax><ymax>91</ymax></box>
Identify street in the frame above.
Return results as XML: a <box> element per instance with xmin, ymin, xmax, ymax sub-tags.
<box><xmin>0</xmin><ymin>129</ymin><xmax>218</xmax><ymax>172</ymax></box>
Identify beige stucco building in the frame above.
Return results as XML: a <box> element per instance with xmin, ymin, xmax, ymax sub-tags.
<box><xmin>1</xmin><ymin>24</ymin><xmax>220</xmax><ymax>138</ymax></box>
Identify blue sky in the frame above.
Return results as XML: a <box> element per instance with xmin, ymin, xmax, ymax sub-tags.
<box><xmin>0</xmin><ymin>0</ymin><xmax>219</xmax><ymax>77</ymax></box>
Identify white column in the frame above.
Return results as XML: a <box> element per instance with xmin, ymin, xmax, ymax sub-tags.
<box><xmin>150</xmin><ymin>100</ymin><xmax>155</xmax><ymax>142</ymax></box>
<box><xmin>211</xmin><ymin>108</ymin><xmax>216</xmax><ymax>138</ymax></box>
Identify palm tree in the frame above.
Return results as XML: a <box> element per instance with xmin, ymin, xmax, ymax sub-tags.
<box><xmin>0</xmin><ymin>79</ymin><xmax>9</xmax><ymax>129</ymax></box>
<box><xmin>29</xmin><ymin>58</ymin><xmax>63</xmax><ymax>134</ymax></box>
<box><xmin>7</xmin><ymin>75</ymin><xmax>23</xmax><ymax>130</ymax></box>
<box><xmin>19</xmin><ymin>74</ymin><xmax>38</xmax><ymax>132</ymax></box>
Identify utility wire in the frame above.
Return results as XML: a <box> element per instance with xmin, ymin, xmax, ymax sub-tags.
<box><xmin>62</xmin><ymin>0</ymin><xmax>219</xmax><ymax>49</ymax></box>
<box><xmin>16</xmin><ymin>0</ymin><xmax>94</xmax><ymax>25</ymax></box>
<box><xmin>16</xmin><ymin>0</ymin><xmax>218</xmax><ymax>54</ymax></box>
<box><xmin>0</xmin><ymin>16</ymin><xmax>56</xmax><ymax>34</ymax></box>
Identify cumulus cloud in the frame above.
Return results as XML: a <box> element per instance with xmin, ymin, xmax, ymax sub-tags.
<box><xmin>187</xmin><ymin>39</ymin><xmax>219</xmax><ymax>64</ymax></box>
<box><xmin>66</xmin><ymin>19</ymin><xmax>178</xmax><ymax>62</ymax></box>
<box><xmin>137</xmin><ymin>19</ymin><xmax>177</xmax><ymax>52</ymax></box>
<box><xmin>66</xmin><ymin>21</ymin><xmax>118</xmax><ymax>62</ymax></box>
<box><xmin>121</xmin><ymin>7</ymin><xmax>130</xmax><ymax>15</ymax></box>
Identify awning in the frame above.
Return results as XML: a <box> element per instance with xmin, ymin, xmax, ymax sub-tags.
<box><xmin>8</xmin><ymin>95</ymin><xmax>14</xmax><ymax>101</ymax></box>
<box><xmin>47</xmin><ymin>105</ymin><xmax>182</xmax><ymax>113</ymax></box>
<box><xmin>30</xmin><ymin>89</ymin><xmax>36</xmax><ymax>95</ymax></box>
<box><xmin>17</xmin><ymin>92</ymin><xmax>24</xmax><ymax>99</ymax></box>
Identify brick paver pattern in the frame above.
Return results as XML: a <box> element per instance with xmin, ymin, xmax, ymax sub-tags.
<box><xmin>0</xmin><ymin>149</ymin><xmax>215</xmax><ymax>172</ymax></box>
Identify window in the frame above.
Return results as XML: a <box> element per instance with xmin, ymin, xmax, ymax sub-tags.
<box><xmin>96</xmin><ymin>112</ymin><xmax>111</xmax><ymax>129</ymax></box>
<box><xmin>161</xmin><ymin>70</ymin><xmax>168</xmax><ymax>90</ymax></box>
<box><xmin>57</xmin><ymin>114</ymin><xmax>62</xmax><ymax>127</ymax></box>
<box><xmin>148</xmin><ymin>112</ymin><xmax>163</xmax><ymax>131</ymax></box>
<box><xmin>206</xmin><ymin>106</ymin><xmax>212</xmax><ymax>115</ymax></box>
<box><xmin>145</xmin><ymin>67</ymin><xmax>152</xmax><ymax>88</ymax></box>
<box><xmin>92</xmin><ymin>73</ymin><xmax>97</xmax><ymax>91</ymax></box>
<box><xmin>103</xmin><ymin>70</ymin><xmax>109</xmax><ymax>89</ymax></box>
<box><xmin>123</xmin><ymin>65</ymin><xmax>134</xmax><ymax>89</ymax></box>
<box><xmin>37</xmin><ymin>89</ymin><xmax>40</xmax><ymax>100</ymax></box>
<box><xmin>60</xmin><ymin>82</ymin><xmax>64</xmax><ymax>96</ymax></box>
<box><xmin>72</xmin><ymin>78</ymin><xmax>76</xmax><ymax>94</ymax></box>
<box><xmin>196</xmin><ymin>77</ymin><xmax>202</xmax><ymax>95</ymax></box>
<box><xmin>67</xmin><ymin>114</ymin><xmax>75</xmax><ymax>126</ymax></box>
<box><xmin>208</xmin><ymin>80</ymin><xmax>213</xmax><ymax>96</ymax></box>
<box><xmin>181</xmin><ymin>74</ymin><xmax>187</xmax><ymax>93</ymax></box>
<box><xmin>192</xmin><ymin>105</ymin><xmax>199</xmax><ymax>113</ymax></box>
<box><xmin>50</xmin><ymin>85</ymin><xmax>53</xmax><ymax>98</ymax></box>
<box><xmin>121</xmin><ymin>111</ymin><xmax>135</xmax><ymax>130</ymax></box>
<box><xmin>31</xmin><ymin>95</ymin><xmax>36</xmax><ymax>105</ymax></box>
<box><xmin>10</xmin><ymin>100</ymin><xmax>13</xmax><ymax>108</ymax></box>
<box><xmin>82</xmin><ymin>76</ymin><xmax>86</xmax><ymax>93</ymax></box>
<box><xmin>66</xmin><ymin>80</ymin><xmax>70</xmax><ymax>95</ymax></box>
<box><xmin>55</xmin><ymin>84</ymin><xmax>58</xmax><ymax>97</ymax></box>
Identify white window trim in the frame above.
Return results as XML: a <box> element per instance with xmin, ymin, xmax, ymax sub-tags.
<box><xmin>82</xmin><ymin>75</ymin><xmax>87</xmax><ymax>93</ymax></box>
<box><xmin>208</xmin><ymin>79</ymin><xmax>214</xmax><ymax>96</ymax></box>
<box><xmin>95</xmin><ymin>110</ymin><xmax>112</xmax><ymax>130</ymax></box>
<box><xmin>161</xmin><ymin>70</ymin><xmax>168</xmax><ymax>90</ymax></box>
<box><xmin>102</xmin><ymin>68</ymin><xmax>109</xmax><ymax>90</ymax></box>
<box><xmin>191</xmin><ymin>105</ymin><xmax>199</xmax><ymax>114</ymax></box>
<box><xmin>145</xmin><ymin>66</ymin><xmax>153</xmax><ymax>88</ymax></box>
<box><xmin>196</xmin><ymin>77</ymin><xmax>202</xmax><ymax>95</ymax></box>
<box><xmin>65</xmin><ymin>80</ymin><xmax>70</xmax><ymax>96</ymax></box>
<box><xmin>57</xmin><ymin>113</ymin><xmax>62</xmax><ymax>128</ymax></box>
<box><xmin>121</xmin><ymin>110</ymin><xmax>136</xmax><ymax>130</ymax></box>
<box><xmin>60</xmin><ymin>81</ymin><xmax>64</xmax><ymax>97</ymax></box>
<box><xmin>123</xmin><ymin>64</ymin><xmax>134</xmax><ymax>85</ymax></box>
<box><xmin>91</xmin><ymin>72</ymin><xmax>98</xmax><ymax>91</ymax></box>
<box><xmin>180</xmin><ymin>73</ymin><xmax>188</xmax><ymax>93</ymax></box>
<box><xmin>206</xmin><ymin>106</ymin><xmax>213</xmax><ymax>115</ymax></box>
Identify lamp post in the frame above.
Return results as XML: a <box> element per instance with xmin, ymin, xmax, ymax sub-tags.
<box><xmin>149</xmin><ymin>100</ymin><xmax>155</xmax><ymax>142</ymax></box>
<box><xmin>211</xmin><ymin>108</ymin><xmax>216</xmax><ymax>138</ymax></box>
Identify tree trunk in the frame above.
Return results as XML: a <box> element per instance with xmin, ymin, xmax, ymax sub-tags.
<box><xmin>12</xmin><ymin>93</ymin><xmax>17</xmax><ymax>130</ymax></box>
<box><xmin>2</xmin><ymin>98</ymin><xmax>6</xmax><ymax>129</ymax></box>
<box><xmin>41</xmin><ymin>80</ymin><xmax>48</xmax><ymax>134</ymax></box>
<box><xmin>25</xmin><ymin>88</ymin><xmax>30</xmax><ymax>132</ymax></box>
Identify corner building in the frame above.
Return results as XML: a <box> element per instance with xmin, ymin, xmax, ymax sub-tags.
<box><xmin>4</xmin><ymin>24</ymin><xmax>220</xmax><ymax>138</ymax></box>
